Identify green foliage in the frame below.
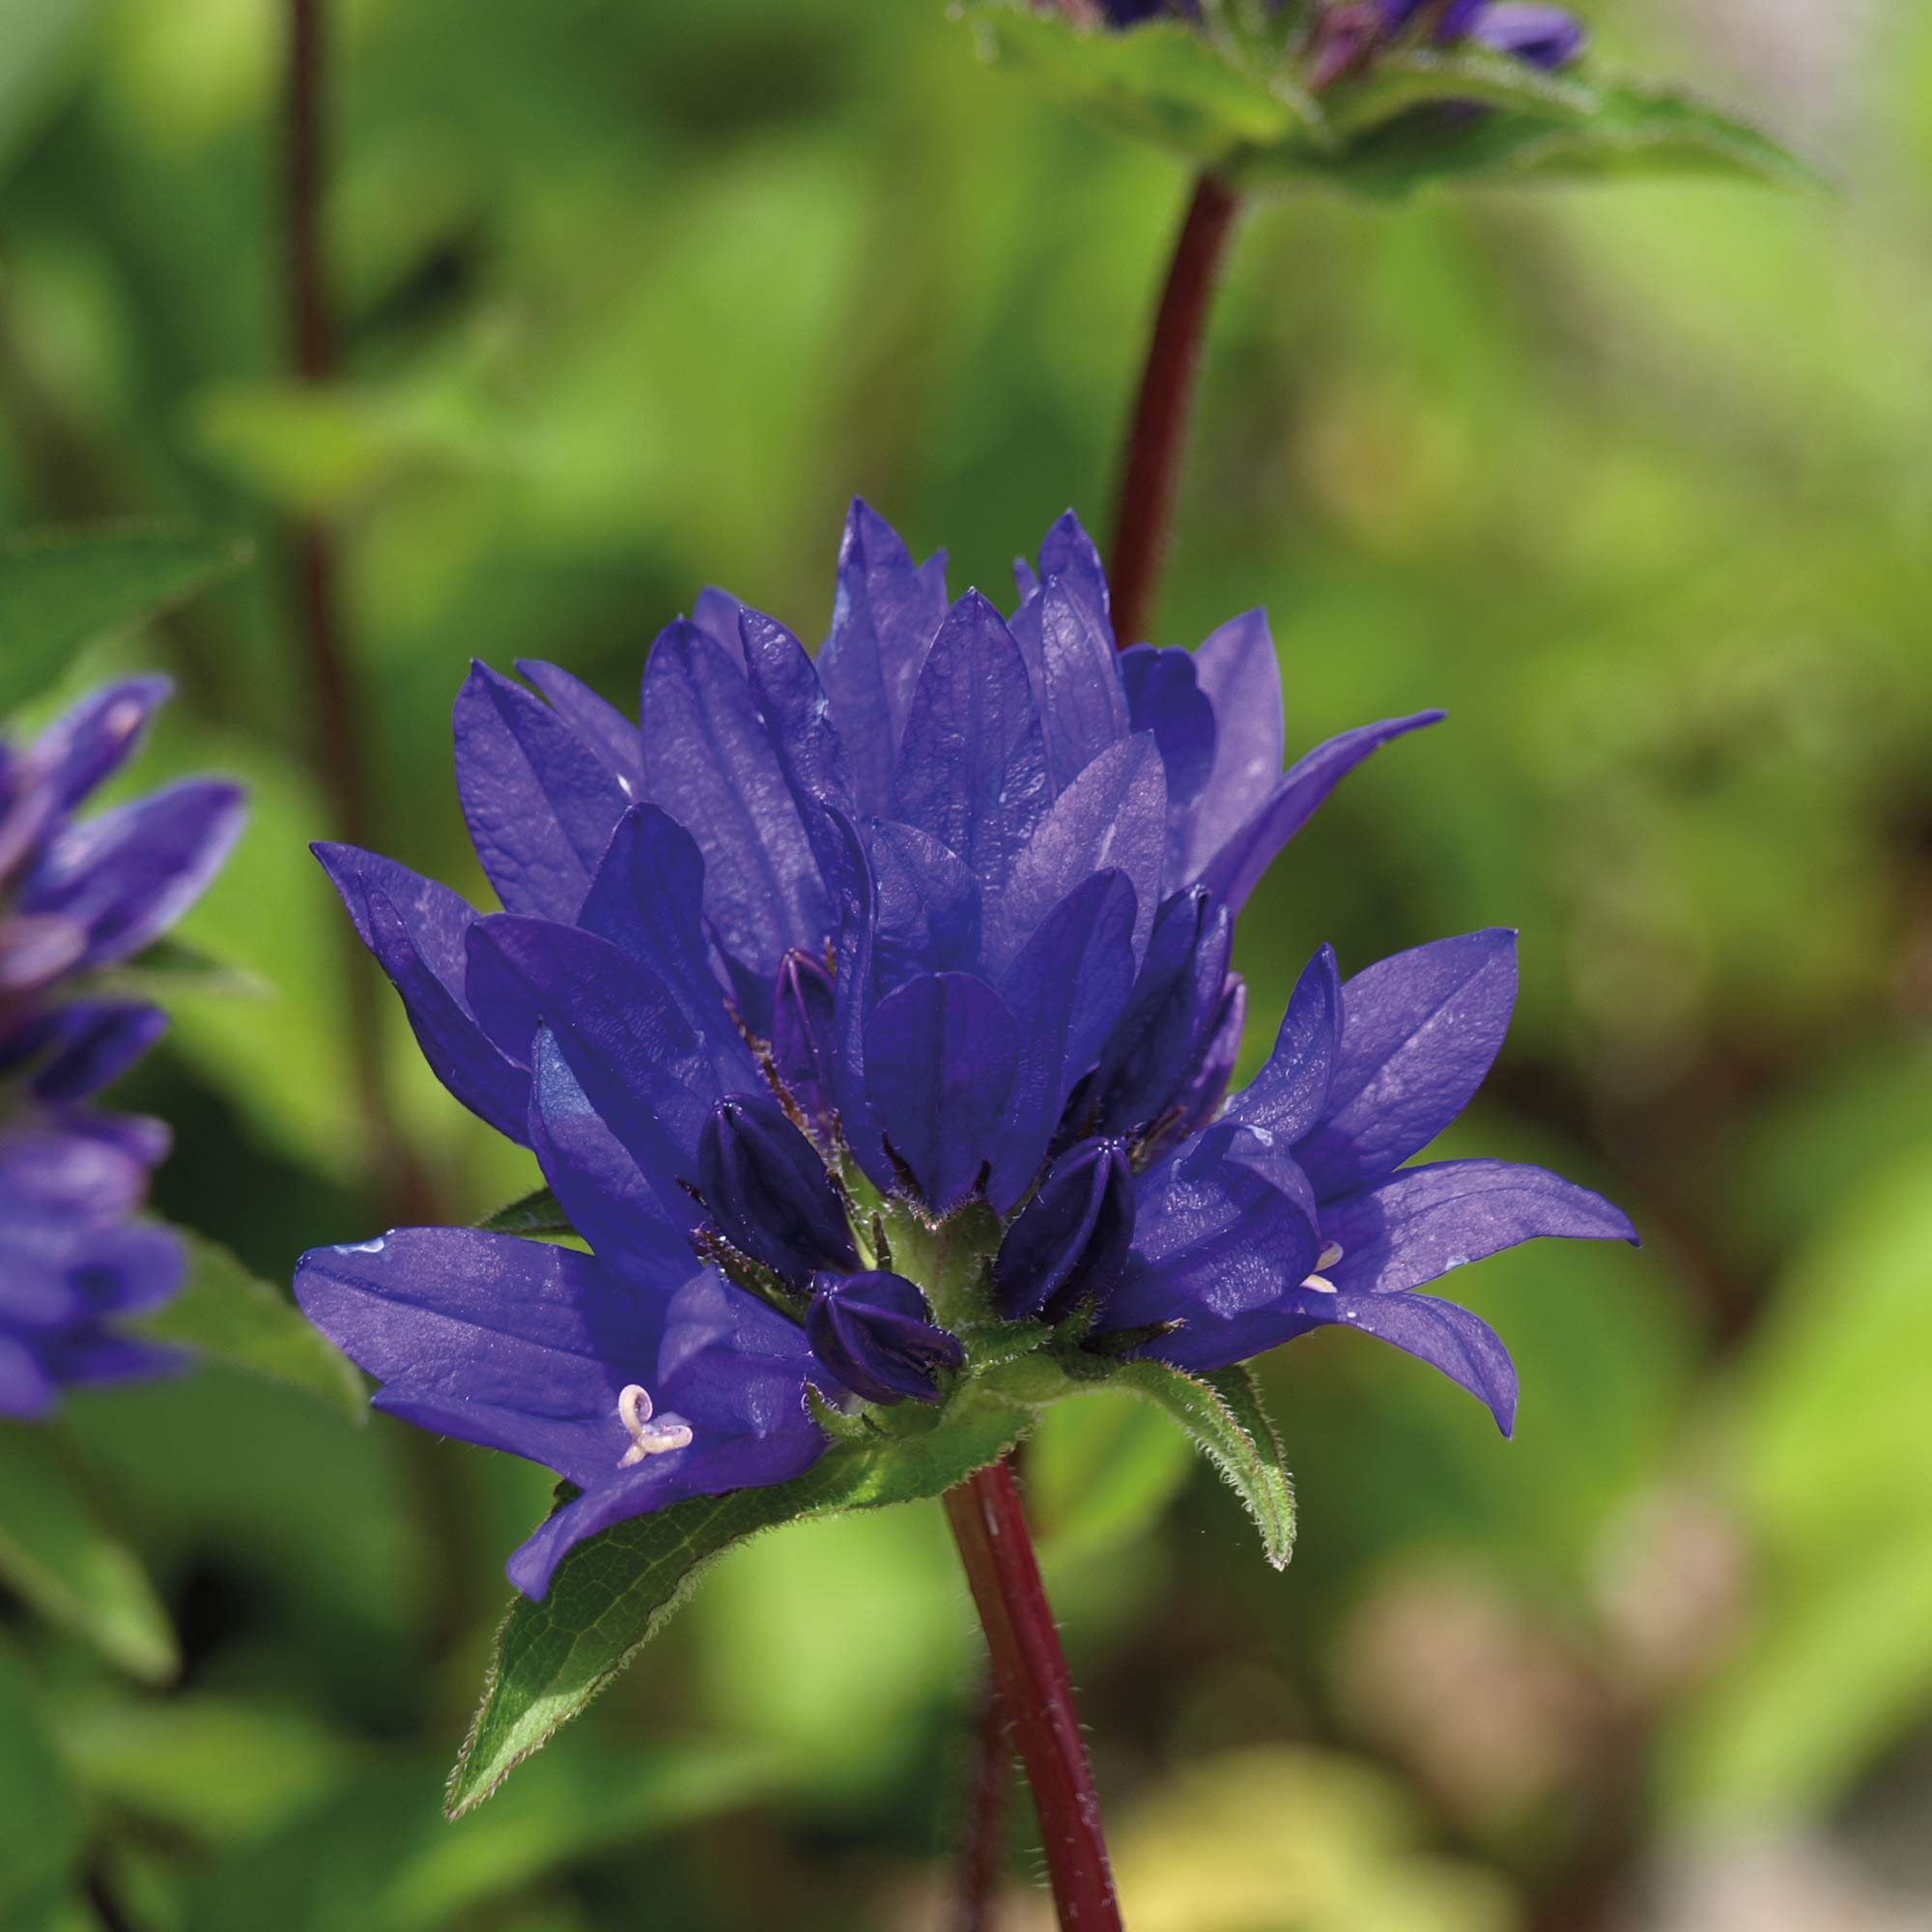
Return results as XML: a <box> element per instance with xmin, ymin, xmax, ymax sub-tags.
<box><xmin>962</xmin><ymin>2</ymin><xmax>1815</xmax><ymax>198</ymax></box>
<box><xmin>0</xmin><ymin>1423</ymin><xmax>178</xmax><ymax>1682</ymax></box>
<box><xmin>189</xmin><ymin>1740</ymin><xmax>785</xmax><ymax>1932</ymax></box>
<box><xmin>131</xmin><ymin>1229</ymin><xmax>369</xmax><ymax>1423</ymax></box>
<box><xmin>0</xmin><ymin>1646</ymin><xmax>82</xmax><ymax>1932</ymax></box>
<box><xmin>447</xmin><ymin>1393</ymin><xmax>1032</xmax><ymax>1816</ymax></box>
<box><xmin>474</xmin><ymin>1186</ymin><xmax>573</xmax><ymax>1237</ymax></box>
<box><xmin>1111</xmin><ymin>1359</ymin><xmax>1297</xmax><ymax>1567</ymax></box>
<box><xmin>0</xmin><ymin>524</ymin><xmax>248</xmax><ymax>717</ymax></box>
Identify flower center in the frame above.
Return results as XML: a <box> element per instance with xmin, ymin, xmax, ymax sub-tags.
<box><xmin>615</xmin><ymin>1383</ymin><xmax>693</xmax><ymax>1467</ymax></box>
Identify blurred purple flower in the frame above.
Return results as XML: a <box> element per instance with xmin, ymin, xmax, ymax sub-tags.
<box><xmin>298</xmin><ymin>500</ymin><xmax>1622</xmax><ymax>1596</ymax></box>
<box><xmin>1091</xmin><ymin>0</ymin><xmax>1586</xmax><ymax>80</ymax></box>
<box><xmin>0</xmin><ymin>679</ymin><xmax>244</xmax><ymax>1417</ymax></box>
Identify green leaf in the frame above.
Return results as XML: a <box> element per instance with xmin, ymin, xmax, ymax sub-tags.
<box><xmin>129</xmin><ymin>1229</ymin><xmax>368</xmax><ymax>1424</ymax></box>
<box><xmin>962</xmin><ymin>1</ymin><xmax>1815</xmax><ymax>201</ymax></box>
<box><xmin>1112</xmin><ymin>1358</ymin><xmax>1296</xmax><ymax>1568</ymax></box>
<box><xmin>1299</xmin><ymin>70</ymin><xmax>1825</xmax><ymax>200</ymax></box>
<box><xmin>186</xmin><ymin>1740</ymin><xmax>784</xmax><ymax>1932</ymax></box>
<box><xmin>0</xmin><ymin>1424</ymin><xmax>178</xmax><ymax>1683</ymax></box>
<box><xmin>962</xmin><ymin>2</ymin><xmax>1304</xmax><ymax>166</ymax></box>
<box><xmin>446</xmin><ymin>1395</ymin><xmax>1030</xmax><ymax>1817</ymax></box>
<box><xmin>90</xmin><ymin>935</ymin><xmax>264</xmax><ymax>1004</ymax></box>
<box><xmin>0</xmin><ymin>523</ymin><xmax>250</xmax><ymax>718</ymax></box>
<box><xmin>473</xmin><ymin>1187</ymin><xmax>574</xmax><ymax>1237</ymax></box>
<box><xmin>0</xmin><ymin>1646</ymin><xmax>82</xmax><ymax>1931</ymax></box>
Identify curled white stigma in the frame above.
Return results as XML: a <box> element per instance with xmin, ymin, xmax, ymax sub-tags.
<box><xmin>616</xmin><ymin>1383</ymin><xmax>693</xmax><ymax>1467</ymax></box>
<box><xmin>1300</xmin><ymin>1240</ymin><xmax>1346</xmax><ymax>1294</ymax></box>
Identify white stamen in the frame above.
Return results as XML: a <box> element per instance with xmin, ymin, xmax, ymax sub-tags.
<box><xmin>1299</xmin><ymin>1240</ymin><xmax>1346</xmax><ymax>1295</ymax></box>
<box><xmin>616</xmin><ymin>1383</ymin><xmax>693</xmax><ymax>1467</ymax></box>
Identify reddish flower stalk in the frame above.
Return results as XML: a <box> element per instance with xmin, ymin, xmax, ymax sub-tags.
<box><xmin>944</xmin><ymin>1459</ymin><xmax>1122</xmax><ymax>1931</ymax></box>
<box><xmin>951</xmin><ymin>1670</ymin><xmax>1015</xmax><ymax>1932</ymax></box>
<box><xmin>1107</xmin><ymin>171</ymin><xmax>1242</xmax><ymax>650</ymax></box>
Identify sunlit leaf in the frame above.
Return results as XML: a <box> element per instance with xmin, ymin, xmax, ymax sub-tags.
<box><xmin>0</xmin><ymin>1424</ymin><xmax>178</xmax><ymax>1683</ymax></box>
<box><xmin>447</xmin><ymin>1395</ymin><xmax>1030</xmax><ymax>1816</ymax></box>
<box><xmin>0</xmin><ymin>523</ymin><xmax>249</xmax><ymax>718</ymax></box>
<box><xmin>130</xmin><ymin>1229</ymin><xmax>368</xmax><ymax>1423</ymax></box>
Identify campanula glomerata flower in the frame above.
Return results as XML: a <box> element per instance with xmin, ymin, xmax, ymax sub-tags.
<box><xmin>1094</xmin><ymin>0</ymin><xmax>1587</xmax><ymax>77</ymax></box>
<box><xmin>297</xmin><ymin>502</ymin><xmax>1631</xmax><ymax>1597</ymax></box>
<box><xmin>0</xmin><ymin>679</ymin><xmax>244</xmax><ymax>1416</ymax></box>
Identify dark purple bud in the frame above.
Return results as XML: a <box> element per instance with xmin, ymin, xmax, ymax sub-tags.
<box><xmin>771</xmin><ymin>949</ymin><xmax>837</xmax><ymax>1122</ymax></box>
<box><xmin>807</xmin><ymin>1270</ymin><xmax>962</xmax><ymax>1406</ymax></box>
<box><xmin>696</xmin><ymin>1092</ymin><xmax>856</xmax><ymax>1284</ymax></box>
<box><xmin>993</xmin><ymin>1137</ymin><xmax>1135</xmax><ymax>1322</ymax></box>
<box><xmin>1084</xmin><ymin>886</ymin><xmax>1233</xmax><ymax>1140</ymax></box>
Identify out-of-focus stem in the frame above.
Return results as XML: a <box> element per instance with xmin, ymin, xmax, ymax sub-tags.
<box><xmin>284</xmin><ymin>0</ymin><xmax>426</xmax><ymax>1218</ymax></box>
<box><xmin>944</xmin><ymin>1458</ymin><xmax>1122</xmax><ymax>1930</ymax></box>
<box><xmin>1107</xmin><ymin>170</ymin><xmax>1241</xmax><ymax>650</ymax></box>
<box><xmin>951</xmin><ymin>1668</ymin><xmax>1015</xmax><ymax>1932</ymax></box>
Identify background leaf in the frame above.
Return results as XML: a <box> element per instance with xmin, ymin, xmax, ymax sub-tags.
<box><xmin>0</xmin><ymin>1423</ymin><xmax>178</xmax><ymax>1682</ymax></box>
<box><xmin>0</xmin><ymin>524</ymin><xmax>248</xmax><ymax>717</ymax></box>
<box><xmin>0</xmin><ymin>1645</ymin><xmax>84</xmax><ymax>1930</ymax></box>
<box><xmin>130</xmin><ymin>1229</ymin><xmax>368</xmax><ymax>1423</ymax></box>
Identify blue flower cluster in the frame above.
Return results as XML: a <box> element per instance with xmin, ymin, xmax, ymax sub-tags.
<box><xmin>297</xmin><ymin>504</ymin><xmax>1634</xmax><ymax>1598</ymax></box>
<box><xmin>0</xmin><ymin>680</ymin><xmax>243</xmax><ymax>1417</ymax></box>
<box><xmin>1098</xmin><ymin>0</ymin><xmax>1587</xmax><ymax>75</ymax></box>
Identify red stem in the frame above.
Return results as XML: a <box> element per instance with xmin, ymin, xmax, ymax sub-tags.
<box><xmin>284</xmin><ymin>0</ymin><xmax>429</xmax><ymax>1219</ymax></box>
<box><xmin>1107</xmin><ymin>171</ymin><xmax>1241</xmax><ymax>651</ymax></box>
<box><xmin>944</xmin><ymin>1459</ymin><xmax>1122</xmax><ymax>1930</ymax></box>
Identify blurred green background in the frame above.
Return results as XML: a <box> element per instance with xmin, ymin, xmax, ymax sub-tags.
<box><xmin>4</xmin><ymin>1</ymin><xmax>1931</xmax><ymax>1927</ymax></box>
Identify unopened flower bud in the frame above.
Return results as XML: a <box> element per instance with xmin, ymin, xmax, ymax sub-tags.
<box><xmin>696</xmin><ymin>1092</ymin><xmax>855</xmax><ymax>1284</ymax></box>
<box><xmin>993</xmin><ymin>1137</ymin><xmax>1136</xmax><ymax>1322</ymax></box>
<box><xmin>807</xmin><ymin>1270</ymin><xmax>963</xmax><ymax>1406</ymax></box>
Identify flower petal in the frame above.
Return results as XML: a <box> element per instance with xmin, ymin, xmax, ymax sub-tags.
<box><xmin>864</xmin><ymin>971</ymin><xmax>1019</xmax><ymax>1213</ymax></box>
<box><xmin>895</xmin><ymin>590</ymin><xmax>1052</xmax><ymax>904</ymax></box>
<box><xmin>986</xmin><ymin>731</ymin><xmax>1166</xmax><ymax>976</ymax></box>
<box><xmin>527</xmin><ymin>1030</ymin><xmax>696</xmax><ymax>1284</ymax></box>
<box><xmin>513</xmin><ymin>660</ymin><xmax>647</xmax><ymax>798</ymax></box>
<box><xmin>870</xmin><ymin>820</ymin><xmax>982</xmax><ymax>986</ymax></box>
<box><xmin>22</xmin><ymin>780</ymin><xmax>245</xmax><ymax>967</ymax></box>
<box><xmin>1296</xmin><ymin>931</ymin><xmax>1517</xmax><ymax>1199</ymax></box>
<box><xmin>1321</xmin><ymin>1157</ymin><xmax>1639</xmax><ymax>1298</ymax></box>
<box><xmin>453</xmin><ymin>662</ymin><xmax>630</xmax><ymax>922</ymax></box>
<box><xmin>1177</xmin><ymin>610</ymin><xmax>1283</xmax><ymax>882</ymax></box>
<box><xmin>1101</xmin><ymin>1122</ymin><xmax>1322</xmax><ymax>1369</ymax></box>
<box><xmin>1226</xmin><ymin>943</ymin><xmax>1340</xmax><ymax>1147</ymax></box>
<box><xmin>1195</xmin><ymin>711</ymin><xmax>1443</xmax><ymax>913</ymax></box>
<box><xmin>1031</xmin><ymin>511</ymin><xmax>1128</xmax><ymax>786</ymax></box>
<box><xmin>575</xmin><ymin>805</ymin><xmax>745</xmax><ymax>1075</ymax></box>
<box><xmin>35</xmin><ymin>676</ymin><xmax>171</xmax><ymax>812</ymax></box>
<box><xmin>640</xmin><ymin>620</ymin><xmax>830</xmax><ymax>988</ymax></box>
<box><xmin>314</xmin><ymin>842</ymin><xmax>529</xmax><ymax>1142</ymax></box>
<box><xmin>990</xmin><ymin>869</ymin><xmax>1137</xmax><ymax>1210</ymax></box>
<box><xmin>295</xmin><ymin>1226</ymin><xmax>662</xmax><ymax>1486</ymax></box>
<box><xmin>22</xmin><ymin>1001</ymin><xmax>168</xmax><ymax>1104</ymax></box>
<box><xmin>817</xmin><ymin>499</ymin><xmax>948</xmax><ymax>819</ymax></box>
<box><xmin>1269</xmin><ymin>1286</ymin><xmax>1519</xmax><ymax>1435</ymax></box>
<box><xmin>1120</xmin><ymin>643</ymin><xmax>1216</xmax><ymax>814</ymax></box>
<box><xmin>467</xmin><ymin>916</ymin><xmax>737</xmax><ymax>1220</ymax></box>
